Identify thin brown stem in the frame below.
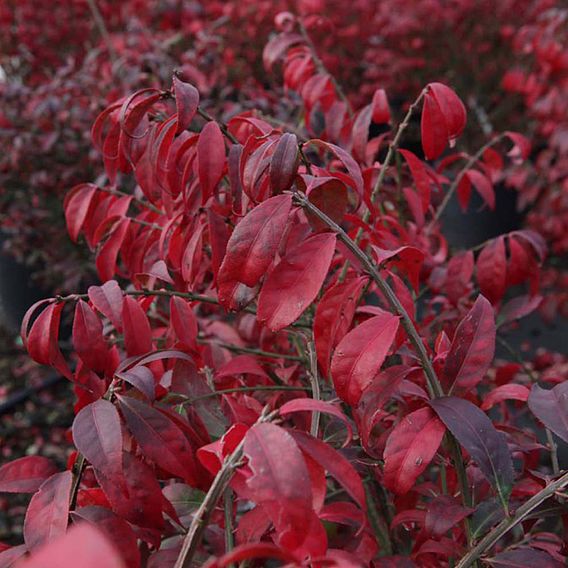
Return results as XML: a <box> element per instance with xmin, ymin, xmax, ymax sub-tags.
<box><xmin>98</xmin><ymin>186</ymin><xmax>164</xmax><ymax>215</ymax></box>
<box><xmin>173</xmin><ymin>408</ymin><xmax>278</xmax><ymax>568</ymax></box>
<box><xmin>86</xmin><ymin>0</ymin><xmax>118</xmax><ymax>62</ymax></box>
<box><xmin>456</xmin><ymin>470</ymin><xmax>568</xmax><ymax>568</ymax></box>
<box><xmin>196</xmin><ymin>107</ymin><xmax>239</xmax><ymax>144</ymax></box>
<box><xmin>307</xmin><ymin>336</ymin><xmax>321</xmax><ymax>437</ymax></box>
<box><xmin>181</xmin><ymin>385</ymin><xmax>311</xmax><ymax>405</ymax></box>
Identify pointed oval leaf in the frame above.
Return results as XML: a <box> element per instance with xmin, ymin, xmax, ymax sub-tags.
<box><xmin>23</xmin><ymin>471</ymin><xmax>73</xmax><ymax>551</ymax></box>
<box><xmin>444</xmin><ymin>295</ymin><xmax>495</xmax><ymax>391</ymax></box>
<box><xmin>383</xmin><ymin>407</ymin><xmax>446</xmax><ymax>495</ymax></box>
<box><xmin>257</xmin><ymin>232</ymin><xmax>336</xmax><ymax>332</ymax></box>
<box><xmin>197</xmin><ymin>121</ymin><xmax>225</xmax><ymax>203</ymax></box>
<box><xmin>0</xmin><ymin>456</ymin><xmax>58</xmax><ymax>493</ymax></box>
<box><xmin>117</xmin><ymin>395</ymin><xmax>198</xmax><ymax>485</ymax></box>
<box><xmin>173</xmin><ymin>75</ymin><xmax>199</xmax><ymax>134</ymax></box>
<box><xmin>72</xmin><ymin>400</ymin><xmax>123</xmax><ymax>479</ymax></box>
<box><xmin>122</xmin><ymin>296</ymin><xmax>152</xmax><ymax>356</ymax></box>
<box><xmin>218</xmin><ymin>194</ymin><xmax>293</xmax><ymax>290</ymax></box>
<box><xmin>269</xmin><ymin>133</ymin><xmax>299</xmax><ymax>194</ymax></box>
<box><xmin>421</xmin><ymin>92</ymin><xmax>448</xmax><ymax>160</ymax></box>
<box><xmin>430</xmin><ymin>396</ymin><xmax>514</xmax><ymax>504</ymax></box>
<box><xmin>331</xmin><ymin>312</ymin><xmax>399</xmax><ymax>406</ymax></box>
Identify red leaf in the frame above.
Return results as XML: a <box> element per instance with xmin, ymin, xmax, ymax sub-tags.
<box><xmin>218</xmin><ymin>194</ymin><xmax>293</xmax><ymax>290</ymax></box>
<box><xmin>305</xmin><ymin>177</ymin><xmax>349</xmax><ymax>233</ymax></box>
<box><xmin>117</xmin><ymin>395</ymin><xmax>198</xmax><ymax>485</ymax></box>
<box><xmin>430</xmin><ymin>397</ymin><xmax>514</xmax><ymax>503</ymax></box>
<box><xmin>305</xmin><ymin>139</ymin><xmax>364</xmax><ymax>198</ymax></box>
<box><xmin>243</xmin><ymin>424</ymin><xmax>314</xmax><ymax>546</ymax></box>
<box><xmin>351</xmin><ymin>103</ymin><xmax>373</xmax><ymax>162</ymax></box>
<box><xmin>528</xmin><ymin>383</ymin><xmax>568</xmax><ymax>444</ymax></box>
<box><xmin>330</xmin><ymin>312</ymin><xmax>399</xmax><ymax>405</ymax></box>
<box><xmin>399</xmin><ymin>149</ymin><xmax>431</xmax><ymax>213</ymax></box>
<box><xmin>23</xmin><ymin>471</ymin><xmax>73</xmax><ymax>551</ymax></box>
<box><xmin>489</xmin><ymin>548</ymin><xmax>564</xmax><ymax>567</ymax></box>
<box><xmin>18</xmin><ymin>524</ymin><xmax>125</xmax><ymax>568</ymax></box>
<box><xmin>64</xmin><ymin>183</ymin><xmax>98</xmax><ymax>242</ymax></box>
<box><xmin>94</xmin><ymin>452</ymin><xmax>163</xmax><ymax>530</ymax></box>
<box><xmin>477</xmin><ymin>237</ymin><xmax>506</xmax><ymax>304</ymax></box>
<box><xmin>421</xmin><ymin>92</ymin><xmax>448</xmax><ymax>160</ymax></box>
<box><xmin>290</xmin><ymin>430</ymin><xmax>366</xmax><ymax>510</ymax></box>
<box><xmin>383</xmin><ymin>407</ymin><xmax>446</xmax><ymax>495</ymax></box>
<box><xmin>279</xmin><ymin>399</ymin><xmax>353</xmax><ymax>445</ymax></box>
<box><xmin>122</xmin><ymin>296</ymin><xmax>152</xmax><ymax>356</ymax></box>
<box><xmin>0</xmin><ymin>456</ymin><xmax>58</xmax><ymax>493</ymax></box>
<box><xmin>465</xmin><ymin>169</ymin><xmax>495</xmax><ymax>210</ymax></box>
<box><xmin>314</xmin><ymin>277</ymin><xmax>367</xmax><ymax>378</ymax></box>
<box><xmin>444</xmin><ymin>295</ymin><xmax>496</xmax><ymax>391</ymax></box>
<box><xmin>371</xmin><ymin>88</ymin><xmax>391</xmax><ymax>124</ymax></box>
<box><xmin>72</xmin><ymin>400</ymin><xmax>123</xmax><ymax>481</ymax></box>
<box><xmin>481</xmin><ymin>384</ymin><xmax>530</xmax><ymax>411</ymax></box>
<box><xmin>269</xmin><ymin>133</ymin><xmax>299</xmax><ymax>194</ymax></box>
<box><xmin>71</xmin><ymin>506</ymin><xmax>140</xmax><ymax>568</ymax></box>
<box><xmin>499</xmin><ymin>295</ymin><xmax>542</xmax><ymax>326</ymax></box>
<box><xmin>88</xmin><ymin>280</ymin><xmax>124</xmax><ymax>332</ymax></box>
<box><xmin>96</xmin><ymin>218</ymin><xmax>130</xmax><ymax>282</ymax></box>
<box><xmin>263</xmin><ymin>33</ymin><xmax>303</xmax><ymax>70</ymax></box>
<box><xmin>173</xmin><ymin>75</ymin><xmax>199</xmax><ymax>134</ymax></box>
<box><xmin>25</xmin><ymin>302</ymin><xmax>71</xmax><ymax>379</ymax></box>
<box><xmin>197</xmin><ymin>121</ymin><xmax>225</xmax><ymax>203</ymax></box>
<box><xmin>428</xmin><ymin>83</ymin><xmax>467</xmax><ymax>141</ymax></box>
<box><xmin>115</xmin><ymin>365</ymin><xmax>155</xmax><ymax>401</ymax></box>
<box><xmin>257</xmin><ymin>233</ymin><xmax>337</xmax><ymax>332</ymax></box>
<box><xmin>73</xmin><ymin>300</ymin><xmax>109</xmax><ymax>373</ymax></box>
<box><xmin>504</xmin><ymin>131</ymin><xmax>531</xmax><ymax>163</ymax></box>
<box><xmin>170</xmin><ymin>297</ymin><xmax>198</xmax><ymax>351</ymax></box>
<box><xmin>425</xmin><ymin>495</ymin><xmax>473</xmax><ymax>537</ymax></box>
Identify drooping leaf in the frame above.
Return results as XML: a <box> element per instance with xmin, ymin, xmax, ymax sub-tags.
<box><xmin>290</xmin><ymin>430</ymin><xmax>366</xmax><ymax>510</ymax></box>
<box><xmin>243</xmin><ymin>423</ymin><xmax>314</xmax><ymax>551</ymax></box>
<box><xmin>88</xmin><ymin>280</ymin><xmax>124</xmax><ymax>332</ymax></box>
<box><xmin>173</xmin><ymin>74</ymin><xmax>199</xmax><ymax>134</ymax></box>
<box><xmin>528</xmin><ymin>383</ymin><xmax>568</xmax><ymax>444</ymax></box>
<box><xmin>121</xmin><ymin>296</ymin><xmax>153</xmax><ymax>356</ymax></box>
<box><xmin>383</xmin><ymin>407</ymin><xmax>446</xmax><ymax>495</ymax></box>
<box><xmin>218</xmin><ymin>194</ymin><xmax>293</xmax><ymax>291</ymax></box>
<box><xmin>430</xmin><ymin>397</ymin><xmax>514</xmax><ymax>504</ymax></box>
<box><xmin>421</xmin><ymin>92</ymin><xmax>447</xmax><ymax>160</ymax></box>
<box><xmin>269</xmin><ymin>133</ymin><xmax>299</xmax><ymax>194</ymax></box>
<box><xmin>330</xmin><ymin>312</ymin><xmax>399</xmax><ymax>405</ymax></box>
<box><xmin>371</xmin><ymin>88</ymin><xmax>391</xmax><ymax>124</ymax></box>
<box><xmin>23</xmin><ymin>471</ymin><xmax>73</xmax><ymax>551</ymax></box>
<box><xmin>197</xmin><ymin>121</ymin><xmax>225</xmax><ymax>203</ymax></box>
<box><xmin>465</xmin><ymin>169</ymin><xmax>495</xmax><ymax>210</ymax></box>
<box><xmin>96</xmin><ymin>218</ymin><xmax>130</xmax><ymax>282</ymax></box>
<box><xmin>117</xmin><ymin>395</ymin><xmax>198</xmax><ymax>484</ymax></box>
<box><xmin>170</xmin><ymin>296</ymin><xmax>198</xmax><ymax>351</ymax></box>
<box><xmin>444</xmin><ymin>295</ymin><xmax>495</xmax><ymax>391</ymax></box>
<box><xmin>314</xmin><ymin>276</ymin><xmax>366</xmax><ymax>378</ymax></box>
<box><xmin>481</xmin><ymin>384</ymin><xmax>530</xmax><ymax>411</ymax></box>
<box><xmin>257</xmin><ymin>232</ymin><xmax>337</xmax><ymax>332</ymax></box>
<box><xmin>64</xmin><ymin>183</ymin><xmax>98</xmax><ymax>242</ymax></box>
<box><xmin>305</xmin><ymin>177</ymin><xmax>348</xmax><ymax>233</ymax></box>
<box><xmin>0</xmin><ymin>456</ymin><xmax>58</xmax><ymax>493</ymax></box>
<box><xmin>72</xmin><ymin>400</ymin><xmax>123</xmax><ymax>481</ymax></box>
<box><xmin>208</xmin><ymin>543</ymin><xmax>301</xmax><ymax>568</ymax></box>
<box><xmin>428</xmin><ymin>82</ymin><xmax>467</xmax><ymax>142</ymax></box>
<box><xmin>72</xmin><ymin>300</ymin><xmax>109</xmax><ymax>373</ymax></box>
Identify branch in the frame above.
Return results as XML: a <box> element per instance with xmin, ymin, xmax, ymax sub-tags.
<box><xmin>294</xmin><ymin>192</ymin><xmax>443</xmax><ymax>399</ymax></box>
<box><xmin>86</xmin><ymin>0</ymin><xmax>118</xmax><ymax>62</ymax></box>
<box><xmin>181</xmin><ymin>385</ymin><xmax>311</xmax><ymax>405</ymax></box>
<box><xmin>456</xmin><ymin>470</ymin><xmax>568</xmax><ymax>568</ymax></box>
<box><xmin>173</xmin><ymin>408</ymin><xmax>278</xmax><ymax>568</ymax></box>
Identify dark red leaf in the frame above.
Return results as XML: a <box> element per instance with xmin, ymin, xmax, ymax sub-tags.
<box><xmin>430</xmin><ymin>397</ymin><xmax>514</xmax><ymax>504</ymax></box>
<box><xmin>117</xmin><ymin>395</ymin><xmax>198</xmax><ymax>484</ymax></box>
<box><xmin>489</xmin><ymin>548</ymin><xmax>563</xmax><ymax>568</ymax></box>
<box><xmin>88</xmin><ymin>280</ymin><xmax>124</xmax><ymax>332</ymax></box>
<box><xmin>269</xmin><ymin>133</ymin><xmax>299</xmax><ymax>193</ymax></box>
<box><xmin>425</xmin><ymin>495</ymin><xmax>473</xmax><ymax>537</ymax></box>
<box><xmin>197</xmin><ymin>121</ymin><xmax>225</xmax><ymax>203</ymax></box>
<box><xmin>477</xmin><ymin>237</ymin><xmax>506</xmax><ymax>304</ymax></box>
<box><xmin>465</xmin><ymin>169</ymin><xmax>495</xmax><ymax>210</ymax></box>
<box><xmin>305</xmin><ymin>177</ymin><xmax>349</xmax><ymax>233</ymax></box>
<box><xmin>0</xmin><ymin>456</ymin><xmax>58</xmax><ymax>493</ymax></box>
<box><xmin>173</xmin><ymin>75</ymin><xmax>199</xmax><ymax>134</ymax></box>
<box><xmin>122</xmin><ymin>296</ymin><xmax>152</xmax><ymax>356</ymax></box>
<box><xmin>421</xmin><ymin>92</ymin><xmax>448</xmax><ymax>160</ymax></box>
<box><xmin>428</xmin><ymin>83</ymin><xmax>467</xmax><ymax>141</ymax></box>
<box><xmin>528</xmin><ymin>383</ymin><xmax>568</xmax><ymax>444</ymax></box>
<box><xmin>371</xmin><ymin>88</ymin><xmax>391</xmax><ymax>124</ymax></box>
<box><xmin>444</xmin><ymin>295</ymin><xmax>496</xmax><ymax>391</ymax></box>
<box><xmin>23</xmin><ymin>471</ymin><xmax>73</xmax><ymax>551</ymax></box>
<box><xmin>481</xmin><ymin>385</ymin><xmax>530</xmax><ymax>411</ymax></box>
<box><xmin>73</xmin><ymin>300</ymin><xmax>109</xmax><ymax>373</ymax></box>
<box><xmin>72</xmin><ymin>400</ymin><xmax>123</xmax><ymax>481</ymax></box>
<box><xmin>64</xmin><ymin>183</ymin><xmax>98</xmax><ymax>242</ymax></box>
